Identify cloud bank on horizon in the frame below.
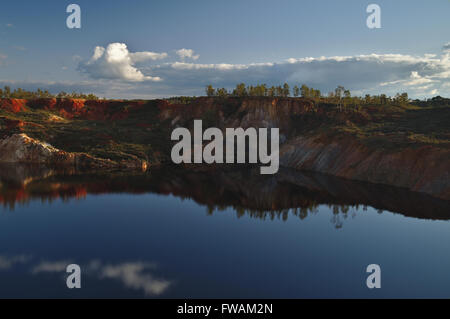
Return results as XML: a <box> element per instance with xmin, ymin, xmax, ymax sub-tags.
<box><xmin>77</xmin><ymin>42</ymin><xmax>450</xmax><ymax>98</ymax></box>
<box><xmin>2</xmin><ymin>42</ymin><xmax>449</xmax><ymax>99</ymax></box>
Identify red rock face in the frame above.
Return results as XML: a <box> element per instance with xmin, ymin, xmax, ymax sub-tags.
<box><xmin>27</xmin><ymin>98</ymin><xmax>57</xmax><ymax>110</ymax></box>
<box><xmin>0</xmin><ymin>99</ymin><xmax>27</xmax><ymax>113</ymax></box>
<box><xmin>56</xmin><ymin>99</ymin><xmax>86</xmax><ymax>118</ymax></box>
<box><xmin>1</xmin><ymin>98</ymin><xmax>141</xmax><ymax>120</ymax></box>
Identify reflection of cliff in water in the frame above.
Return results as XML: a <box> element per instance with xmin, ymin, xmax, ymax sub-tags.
<box><xmin>0</xmin><ymin>164</ymin><xmax>449</xmax><ymax>224</ymax></box>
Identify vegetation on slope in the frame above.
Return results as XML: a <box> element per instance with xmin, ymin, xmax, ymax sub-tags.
<box><xmin>0</xmin><ymin>83</ymin><xmax>449</xmax><ymax>166</ymax></box>
<box><xmin>0</xmin><ymin>99</ymin><xmax>171</xmax><ymax>165</ymax></box>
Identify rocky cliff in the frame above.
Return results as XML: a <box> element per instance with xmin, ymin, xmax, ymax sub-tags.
<box><xmin>158</xmin><ymin>97</ymin><xmax>450</xmax><ymax>200</ymax></box>
<box><xmin>0</xmin><ymin>97</ymin><xmax>449</xmax><ymax>200</ymax></box>
<box><xmin>280</xmin><ymin>135</ymin><xmax>449</xmax><ymax>200</ymax></box>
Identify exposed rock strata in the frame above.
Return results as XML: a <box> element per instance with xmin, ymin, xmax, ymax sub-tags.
<box><xmin>0</xmin><ymin>133</ymin><xmax>147</xmax><ymax>170</ymax></box>
<box><xmin>0</xmin><ymin>97</ymin><xmax>448</xmax><ymax>200</ymax></box>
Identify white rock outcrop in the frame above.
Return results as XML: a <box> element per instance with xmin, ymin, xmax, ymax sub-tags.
<box><xmin>0</xmin><ymin>133</ymin><xmax>74</xmax><ymax>163</ymax></box>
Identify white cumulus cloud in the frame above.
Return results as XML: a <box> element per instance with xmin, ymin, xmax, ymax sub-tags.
<box><xmin>176</xmin><ymin>48</ymin><xmax>200</xmax><ymax>60</ymax></box>
<box><xmin>79</xmin><ymin>43</ymin><xmax>166</xmax><ymax>82</ymax></box>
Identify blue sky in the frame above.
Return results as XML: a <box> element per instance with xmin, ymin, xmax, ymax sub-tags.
<box><xmin>0</xmin><ymin>0</ymin><xmax>449</xmax><ymax>98</ymax></box>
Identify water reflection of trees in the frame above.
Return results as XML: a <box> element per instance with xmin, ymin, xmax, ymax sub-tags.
<box><xmin>0</xmin><ymin>165</ymin><xmax>448</xmax><ymax>227</ymax></box>
<box><xmin>206</xmin><ymin>204</ymin><xmax>320</xmax><ymax>221</ymax></box>
<box><xmin>207</xmin><ymin>203</ymin><xmax>372</xmax><ymax>228</ymax></box>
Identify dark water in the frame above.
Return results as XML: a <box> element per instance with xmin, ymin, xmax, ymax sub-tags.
<box><xmin>0</xmin><ymin>164</ymin><xmax>449</xmax><ymax>298</ymax></box>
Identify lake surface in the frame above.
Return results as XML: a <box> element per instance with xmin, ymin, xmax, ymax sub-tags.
<box><xmin>0</xmin><ymin>164</ymin><xmax>449</xmax><ymax>298</ymax></box>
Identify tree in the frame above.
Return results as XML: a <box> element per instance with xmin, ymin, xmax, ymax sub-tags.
<box><xmin>57</xmin><ymin>91</ymin><xmax>68</xmax><ymax>98</ymax></box>
<box><xmin>206</xmin><ymin>85</ymin><xmax>216</xmax><ymax>97</ymax></box>
<box><xmin>400</xmin><ymin>92</ymin><xmax>409</xmax><ymax>104</ymax></box>
<box><xmin>344</xmin><ymin>90</ymin><xmax>351</xmax><ymax>99</ymax></box>
<box><xmin>216</xmin><ymin>88</ymin><xmax>228</xmax><ymax>97</ymax></box>
<box><xmin>233</xmin><ymin>83</ymin><xmax>247</xmax><ymax>97</ymax></box>
<box><xmin>394</xmin><ymin>92</ymin><xmax>409</xmax><ymax>105</ymax></box>
<box><xmin>335</xmin><ymin>86</ymin><xmax>345</xmax><ymax>111</ymax></box>
<box><xmin>86</xmin><ymin>93</ymin><xmax>98</xmax><ymax>100</ymax></box>
<box><xmin>247</xmin><ymin>85</ymin><xmax>255</xmax><ymax>96</ymax></box>
<box><xmin>335</xmin><ymin>85</ymin><xmax>345</xmax><ymax>99</ymax></box>
<box><xmin>293</xmin><ymin>85</ymin><xmax>300</xmax><ymax>97</ymax></box>
<box><xmin>257</xmin><ymin>84</ymin><xmax>268</xmax><ymax>96</ymax></box>
<box><xmin>343</xmin><ymin>90</ymin><xmax>351</xmax><ymax>109</ymax></box>
<box><xmin>0</xmin><ymin>87</ymin><xmax>98</xmax><ymax>99</ymax></box>
<box><xmin>282</xmin><ymin>83</ymin><xmax>290</xmax><ymax>97</ymax></box>
<box><xmin>275</xmin><ymin>86</ymin><xmax>283</xmax><ymax>97</ymax></box>
<box><xmin>300</xmin><ymin>84</ymin><xmax>310</xmax><ymax>98</ymax></box>
<box><xmin>310</xmin><ymin>88</ymin><xmax>321</xmax><ymax>99</ymax></box>
<box><xmin>4</xmin><ymin>86</ymin><xmax>11</xmax><ymax>98</ymax></box>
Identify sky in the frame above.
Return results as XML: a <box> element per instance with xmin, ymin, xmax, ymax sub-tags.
<box><xmin>0</xmin><ymin>0</ymin><xmax>448</xmax><ymax>99</ymax></box>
